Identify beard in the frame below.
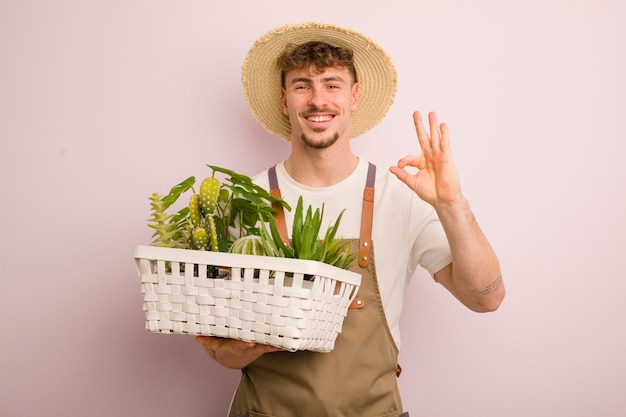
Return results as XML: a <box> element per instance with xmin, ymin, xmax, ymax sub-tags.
<box><xmin>296</xmin><ymin>105</ymin><xmax>342</xmax><ymax>149</ymax></box>
<box><xmin>299</xmin><ymin>130</ymin><xmax>340</xmax><ymax>149</ymax></box>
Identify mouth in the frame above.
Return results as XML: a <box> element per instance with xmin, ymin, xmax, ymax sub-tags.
<box><xmin>304</xmin><ymin>114</ymin><xmax>334</xmax><ymax>123</ymax></box>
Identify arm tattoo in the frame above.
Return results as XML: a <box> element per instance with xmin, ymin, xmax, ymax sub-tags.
<box><xmin>478</xmin><ymin>275</ymin><xmax>503</xmax><ymax>296</ymax></box>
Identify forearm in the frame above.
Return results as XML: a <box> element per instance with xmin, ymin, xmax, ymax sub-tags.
<box><xmin>434</xmin><ymin>196</ymin><xmax>505</xmax><ymax>312</ymax></box>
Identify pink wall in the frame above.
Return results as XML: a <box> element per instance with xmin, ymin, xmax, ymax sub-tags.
<box><xmin>2</xmin><ymin>1</ymin><xmax>625</xmax><ymax>416</ymax></box>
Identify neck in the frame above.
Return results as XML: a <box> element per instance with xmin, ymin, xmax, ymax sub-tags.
<box><xmin>284</xmin><ymin>140</ymin><xmax>359</xmax><ymax>187</ymax></box>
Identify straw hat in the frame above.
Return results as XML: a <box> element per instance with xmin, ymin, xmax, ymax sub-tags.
<box><xmin>241</xmin><ymin>22</ymin><xmax>397</xmax><ymax>141</ymax></box>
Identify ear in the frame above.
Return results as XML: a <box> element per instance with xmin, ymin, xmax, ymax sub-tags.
<box><xmin>281</xmin><ymin>88</ymin><xmax>288</xmax><ymax>116</ymax></box>
<box><xmin>351</xmin><ymin>82</ymin><xmax>359</xmax><ymax>112</ymax></box>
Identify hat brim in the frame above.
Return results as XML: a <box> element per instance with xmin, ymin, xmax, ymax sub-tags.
<box><xmin>241</xmin><ymin>22</ymin><xmax>398</xmax><ymax>141</ymax></box>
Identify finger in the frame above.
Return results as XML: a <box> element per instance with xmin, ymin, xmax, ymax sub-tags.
<box><xmin>439</xmin><ymin>121</ymin><xmax>450</xmax><ymax>154</ymax></box>
<box><xmin>413</xmin><ymin>111</ymin><xmax>431</xmax><ymax>153</ymax></box>
<box><xmin>195</xmin><ymin>335</ymin><xmax>218</xmax><ymax>346</ymax></box>
<box><xmin>389</xmin><ymin>165</ymin><xmax>413</xmax><ymax>187</ymax></box>
<box><xmin>428</xmin><ymin>111</ymin><xmax>441</xmax><ymax>151</ymax></box>
<box><xmin>230</xmin><ymin>340</ymin><xmax>283</xmax><ymax>355</ymax></box>
<box><xmin>260</xmin><ymin>344</ymin><xmax>285</xmax><ymax>353</ymax></box>
<box><xmin>396</xmin><ymin>154</ymin><xmax>421</xmax><ymax>169</ymax></box>
<box><xmin>415</xmin><ymin>155</ymin><xmax>426</xmax><ymax>170</ymax></box>
<box><xmin>195</xmin><ymin>336</ymin><xmax>254</xmax><ymax>352</ymax></box>
<box><xmin>230</xmin><ymin>339</ymin><xmax>258</xmax><ymax>351</ymax></box>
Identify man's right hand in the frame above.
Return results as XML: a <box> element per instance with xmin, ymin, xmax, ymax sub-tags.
<box><xmin>196</xmin><ymin>336</ymin><xmax>284</xmax><ymax>369</ymax></box>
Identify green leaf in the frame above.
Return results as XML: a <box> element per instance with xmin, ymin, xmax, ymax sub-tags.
<box><xmin>291</xmin><ymin>196</ymin><xmax>304</xmax><ymax>256</ymax></box>
<box><xmin>321</xmin><ymin>209</ymin><xmax>344</xmax><ymax>248</ymax></box>
<box><xmin>257</xmin><ymin>215</ymin><xmax>281</xmax><ymax>257</ymax></box>
<box><xmin>218</xmin><ymin>188</ymin><xmax>229</xmax><ymax>203</ymax></box>
<box><xmin>161</xmin><ymin>176</ymin><xmax>196</xmax><ymax>210</ymax></box>
<box><xmin>208</xmin><ymin>164</ymin><xmax>291</xmax><ymax>212</ymax></box>
<box><xmin>217</xmin><ymin>238</ymin><xmax>233</xmax><ymax>253</ymax></box>
<box><xmin>267</xmin><ymin>214</ymin><xmax>293</xmax><ymax>258</ymax></box>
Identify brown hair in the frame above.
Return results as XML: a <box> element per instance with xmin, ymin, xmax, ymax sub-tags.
<box><xmin>277</xmin><ymin>41</ymin><xmax>357</xmax><ymax>87</ymax></box>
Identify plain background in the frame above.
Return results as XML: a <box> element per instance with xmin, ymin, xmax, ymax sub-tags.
<box><xmin>1</xmin><ymin>1</ymin><xmax>625</xmax><ymax>416</ymax></box>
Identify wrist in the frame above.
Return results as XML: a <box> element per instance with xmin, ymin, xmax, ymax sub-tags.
<box><xmin>433</xmin><ymin>195</ymin><xmax>470</xmax><ymax>219</ymax></box>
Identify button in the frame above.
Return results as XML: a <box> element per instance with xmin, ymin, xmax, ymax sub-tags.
<box><xmin>349</xmin><ymin>297</ymin><xmax>366</xmax><ymax>309</ymax></box>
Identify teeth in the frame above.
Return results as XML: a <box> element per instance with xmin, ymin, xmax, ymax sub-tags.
<box><xmin>307</xmin><ymin>115</ymin><xmax>332</xmax><ymax>122</ymax></box>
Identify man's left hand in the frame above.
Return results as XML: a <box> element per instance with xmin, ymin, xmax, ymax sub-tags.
<box><xmin>390</xmin><ymin>111</ymin><xmax>461</xmax><ymax>208</ymax></box>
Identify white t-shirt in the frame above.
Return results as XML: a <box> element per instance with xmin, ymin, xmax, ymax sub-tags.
<box><xmin>253</xmin><ymin>158</ymin><xmax>452</xmax><ymax>348</ymax></box>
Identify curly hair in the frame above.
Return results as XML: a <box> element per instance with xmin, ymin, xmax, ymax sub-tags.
<box><xmin>277</xmin><ymin>41</ymin><xmax>357</xmax><ymax>87</ymax></box>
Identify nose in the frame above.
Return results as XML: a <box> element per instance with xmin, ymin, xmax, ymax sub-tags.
<box><xmin>308</xmin><ymin>85</ymin><xmax>327</xmax><ymax>108</ymax></box>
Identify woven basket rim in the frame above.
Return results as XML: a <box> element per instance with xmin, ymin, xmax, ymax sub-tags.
<box><xmin>135</xmin><ymin>245</ymin><xmax>361</xmax><ymax>286</ymax></box>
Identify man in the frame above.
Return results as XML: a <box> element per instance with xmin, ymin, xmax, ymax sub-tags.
<box><xmin>197</xmin><ymin>22</ymin><xmax>504</xmax><ymax>417</ymax></box>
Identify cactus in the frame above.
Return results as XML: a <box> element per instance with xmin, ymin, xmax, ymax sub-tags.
<box><xmin>206</xmin><ymin>215</ymin><xmax>219</xmax><ymax>252</ymax></box>
<box><xmin>188</xmin><ymin>194</ymin><xmax>204</xmax><ymax>227</ymax></box>
<box><xmin>197</xmin><ymin>176</ymin><xmax>221</xmax><ymax>252</ymax></box>
<box><xmin>229</xmin><ymin>235</ymin><xmax>266</xmax><ymax>256</ymax></box>
<box><xmin>191</xmin><ymin>227</ymin><xmax>210</xmax><ymax>250</ymax></box>
<box><xmin>199</xmin><ymin>176</ymin><xmax>220</xmax><ymax>215</ymax></box>
<box><xmin>229</xmin><ymin>235</ymin><xmax>267</xmax><ymax>278</ymax></box>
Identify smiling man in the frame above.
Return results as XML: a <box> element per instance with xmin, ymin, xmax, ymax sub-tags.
<box><xmin>278</xmin><ymin>41</ymin><xmax>361</xmax><ymax>188</ymax></box>
<box><xmin>197</xmin><ymin>22</ymin><xmax>505</xmax><ymax>417</ymax></box>
<box><xmin>280</xmin><ymin>41</ymin><xmax>358</xmax><ymax>151</ymax></box>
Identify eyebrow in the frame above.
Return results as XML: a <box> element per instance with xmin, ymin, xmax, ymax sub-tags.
<box><xmin>289</xmin><ymin>76</ymin><xmax>347</xmax><ymax>85</ymax></box>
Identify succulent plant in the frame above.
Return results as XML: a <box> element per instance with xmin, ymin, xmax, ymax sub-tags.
<box><xmin>147</xmin><ymin>193</ymin><xmax>186</xmax><ymax>249</ymax></box>
<box><xmin>258</xmin><ymin>196</ymin><xmax>357</xmax><ymax>274</ymax></box>
<box><xmin>229</xmin><ymin>235</ymin><xmax>267</xmax><ymax>256</ymax></box>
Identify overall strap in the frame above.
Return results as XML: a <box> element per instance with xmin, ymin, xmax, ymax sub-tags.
<box><xmin>358</xmin><ymin>162</ymin><xmax>376</xmax><ymax>267</ymax></box>
<box><xmin>268</xmin><ymin>165</ymin><xmax>289</xmax><ymax>245</ymax></box>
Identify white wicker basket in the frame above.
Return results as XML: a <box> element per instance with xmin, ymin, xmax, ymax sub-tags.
<box><xmin>134</xmin><ymin>245</ymin><xmax>362</xmax><ymax>352</ymax></box>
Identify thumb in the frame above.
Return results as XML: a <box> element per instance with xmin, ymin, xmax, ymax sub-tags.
<box><xmin>389</xmin><ymin>166</ymin><xmax>413</xmax><ymax>187</ymax></box>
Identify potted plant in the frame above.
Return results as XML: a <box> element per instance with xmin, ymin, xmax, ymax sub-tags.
<box><xmin>135</xmin><ymin>164</ymin><xmax>362</xmax><ymax>352</ymax></box>
<box><xmin>147</xmin><ymin>165</ymin><xmax>288</xmax><ymax>252</ymax></box>
<box><xmin>146</xmin><ymin>165</ymin><xmax>356</xmax><ymax>274</ymax></box>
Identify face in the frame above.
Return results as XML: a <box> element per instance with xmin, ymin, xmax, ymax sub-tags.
<box><xmin>281</xmin><ymin>65</ymin><xmax>359</xmax><ymax>148</ymax></box>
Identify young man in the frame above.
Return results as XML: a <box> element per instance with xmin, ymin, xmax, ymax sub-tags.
<box><xmin>197</xmin><ymin>22</ymin><xmax>505</xmax><ymax>417</ymax></box>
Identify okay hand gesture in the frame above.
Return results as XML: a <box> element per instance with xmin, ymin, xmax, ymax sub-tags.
<box><xmin>390</xmin><ymin>111</ymin><xmax>461</xmax><ymax>207</ymax></box>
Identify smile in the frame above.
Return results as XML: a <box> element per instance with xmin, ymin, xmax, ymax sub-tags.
<box><xmin>306</xmin><ymin>115</ymin><xmax>334</xmax><ymax>122</ymax></box>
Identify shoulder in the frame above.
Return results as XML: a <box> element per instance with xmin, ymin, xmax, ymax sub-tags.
<box><xmin>251</xmin><ymin>167</ymin><xmax>272</xmax><ymax>189</ymax></box>
<box><xmin>373</xmin><ymin>164</ymin><xmax>415</xmax><ymax>204</ymax></box>
<box><xmin>372</xmin><ymin>163</ymin><xmax>438</xmax><ymax>224</ymax></box>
